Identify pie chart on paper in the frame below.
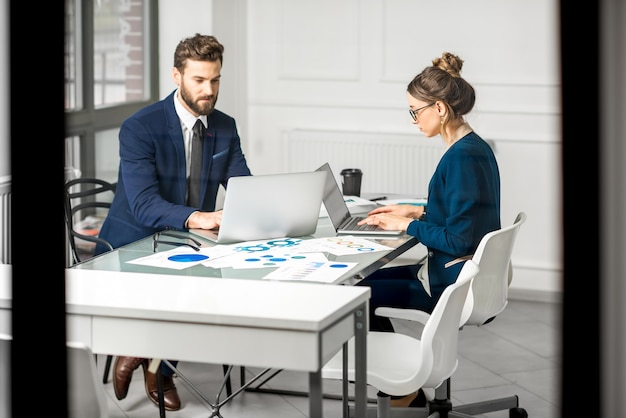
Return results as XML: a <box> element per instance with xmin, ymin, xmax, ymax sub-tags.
<box><xmin>167</xmin><ymin>254</ymin><xmax>209</xmax><ymax>262</ymax></box>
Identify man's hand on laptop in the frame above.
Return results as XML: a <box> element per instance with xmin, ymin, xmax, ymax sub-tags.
<box><xmin>186</xmin><ymin>210</ymin><xmax>223</xmax><ymax>230</ymax></box>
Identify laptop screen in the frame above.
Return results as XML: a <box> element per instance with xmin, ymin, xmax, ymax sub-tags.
<box><xmin>316</xmin><ymin>163</ymin><xmax>352</xmax><ymax>230</ymax></box>
<box><xmin>190</xmin><ymin>170</ymin><xmax>326</xmax><ymax>244</ymax></box>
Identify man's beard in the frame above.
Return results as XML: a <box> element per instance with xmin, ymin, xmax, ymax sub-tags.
<box><xmin>180</xmin><ymin>86</ymin><xmax>218</xmax><ymax>116</ymax></box>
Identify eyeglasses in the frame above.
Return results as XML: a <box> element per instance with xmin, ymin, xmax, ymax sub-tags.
<box><xmin>152</xmin><ymin>231</ymin><xmax>201</xmax><ymax>252</ymax></box>
<box><xmin>408</xmin><ymin>103</ymin><xmax>435</xmax><ymax>121</ymax></box>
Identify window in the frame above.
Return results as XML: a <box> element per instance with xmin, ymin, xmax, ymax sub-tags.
<box><xmin>64</xmin><ymin>0</ymin><xmax>159</xmax><ymax>182</ymax></box>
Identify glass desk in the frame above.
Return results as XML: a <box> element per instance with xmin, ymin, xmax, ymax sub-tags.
<box><xmin>69</xmin><ymin>216</ymin><xmax>419</xmax><ymax>286</ymax></box>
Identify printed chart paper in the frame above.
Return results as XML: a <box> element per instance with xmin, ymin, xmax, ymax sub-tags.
<box><xmin>263</xmin><ymin>260</ymin><xmax>359</xmax><ymax>283</ymax></box>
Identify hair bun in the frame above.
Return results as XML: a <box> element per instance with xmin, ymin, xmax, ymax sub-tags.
<box><xmin>432</xmin><ymin>52</ymin><xmax>464</xmax><ymax>78</ymax></box>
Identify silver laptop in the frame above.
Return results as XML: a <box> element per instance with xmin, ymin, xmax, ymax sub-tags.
<box><xmin>316</xmin><ymin>163</ymin><xmax>402</xmax><ymax>236</ymax></box>
<box><xmin>189</xmin><ymin>171</ymin><xmax>326</xmax><ymax>244</ymax></box>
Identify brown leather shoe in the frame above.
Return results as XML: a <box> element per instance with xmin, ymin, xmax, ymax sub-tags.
<box><xmin>113</xmin><ymin>356</ymin><xmax>148</xmax><ymax>400</ymax></box>
<box><xmin>145</xmin><ymin>369</ymin><xmax>181</xmax><ymax>411</ymax></box>
<box><xmin>390</xmin><ymin>389</ymin><xmax>427</xmax><ymax>407</ymax></box>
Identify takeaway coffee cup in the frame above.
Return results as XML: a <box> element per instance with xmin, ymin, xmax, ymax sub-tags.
<box><xmin>340</xmin><ymin>168</ymin><xmax>363</xmax><ymax>197</ymax></box>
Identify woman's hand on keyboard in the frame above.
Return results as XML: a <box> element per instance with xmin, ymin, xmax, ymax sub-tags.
<box><xmin>357</xmin><ymin>212</ymin><xmax>413</xmax><ymax>231</ymax></box>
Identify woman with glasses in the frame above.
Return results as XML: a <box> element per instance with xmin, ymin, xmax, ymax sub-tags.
<box><xmin>355</xmin><ymin>52</ymin><xmax>501</xmax><ymax>407</ymax></box>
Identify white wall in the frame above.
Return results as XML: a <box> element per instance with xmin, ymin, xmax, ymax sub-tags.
<box><xmin>158</xmin><ymin>0</ymin><xmax>214</xmax><ymax>99</ymax></box>
<box><xmin>158</xmin><ymin>0</ymin><xmax>246</xmax><ymax>120</ymax></box>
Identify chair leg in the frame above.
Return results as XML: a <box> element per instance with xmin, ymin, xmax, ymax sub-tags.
<box><xmin>102</xmin><ymin>355</ymin><xmax>113</xmax><ymax>384</ymax></box>
<box><xmin>451</xmin><ymin>396</ymin><xmax>527</xmax><ymax>417</ymax></box>
<box><xmin>377</xmin><ymin>391</ymin><xmax>391</xmax><ymax>418</ymax></box>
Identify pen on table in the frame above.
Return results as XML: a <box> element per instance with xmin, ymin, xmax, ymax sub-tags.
<box><xmin>370</xmin><ymin>196</ymin><xmax>387</xmax><ymax>202</ymax></box>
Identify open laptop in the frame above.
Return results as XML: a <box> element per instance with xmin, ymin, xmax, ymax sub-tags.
<box><xmin>189</xmin><ymin>171</ymin><xmax>326</xmax><ymax>244</ymax></box>
<box><xmin>316</xmin><ymin>163</ymin><xmax>402</xmax><ymax>236</ymax></box>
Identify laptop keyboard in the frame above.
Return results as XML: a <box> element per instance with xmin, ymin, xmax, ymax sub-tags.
<box><xmin>341</xmin><ymin>216</ymin><xmax>381</xmax><ymax>231</ymax></box>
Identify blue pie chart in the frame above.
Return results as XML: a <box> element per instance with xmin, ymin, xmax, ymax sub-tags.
<box><xmin>168</xmin><ymin>254</ymin><xmax>209</xmax><ymax>262</ymax></box>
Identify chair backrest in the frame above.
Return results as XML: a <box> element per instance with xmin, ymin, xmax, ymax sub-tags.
<box><xmin>460</xmin><ymin>212</ymin><xmax>527</xmax><ymax>327</ymax></box>
<box><xmin>64</xmin><ymin>178</ymin><xmax>116</xmax><ymax>265</ymax></box>
<box><xmin>421</xmin><ymin>260</ymin><xmax>479</xmax><ymax>388</ymax></box>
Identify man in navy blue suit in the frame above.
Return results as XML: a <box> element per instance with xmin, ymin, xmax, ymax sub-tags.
<box><xmin>95</xmin><ymin>33</ymin><xmax>251</xmax><ymax>411</ymax></box>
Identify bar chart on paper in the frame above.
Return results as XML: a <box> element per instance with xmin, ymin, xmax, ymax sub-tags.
<box><xmin>263</xmin><ymin>260</ymin><xmax>358</xmax><ymax>282</ymax></box>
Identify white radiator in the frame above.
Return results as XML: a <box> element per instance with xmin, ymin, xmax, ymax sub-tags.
<box><xmin>0</xmin><ymin>177</ymin><xmax>10</xmax><ymax>264</ymax></box>
<box><xmin>286</xmin><ymin>130</ymin><xmax>443</xmax><ymax>196</ymax></box>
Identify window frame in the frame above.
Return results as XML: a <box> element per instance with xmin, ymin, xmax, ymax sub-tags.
<box><xmin>64</xmin><ymin>0</ymin><xmax>160</xmax><ymax>179</ymax></box>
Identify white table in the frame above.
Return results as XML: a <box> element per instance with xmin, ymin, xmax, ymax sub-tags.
<box><xmin>65</xmin><ymin>268</ymin><xmax>370</xmax><ymax>418</ymax></box>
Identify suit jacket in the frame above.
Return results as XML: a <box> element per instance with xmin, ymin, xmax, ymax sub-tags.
<box><xmin>96</xmin><ymin>90</ymin><xmax>251</xmax><ymax>253</ymax></box>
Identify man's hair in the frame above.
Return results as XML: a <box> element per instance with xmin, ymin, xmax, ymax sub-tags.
<box><xmin>173</xmin><ymin>33</ymin><xmax>224</xmax><ymax>72</ymax></box>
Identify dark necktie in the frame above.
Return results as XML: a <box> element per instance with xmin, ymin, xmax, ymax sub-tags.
<box><xmin>188</xmin><ymin>119</ymin><xmax>204</xmax><ymax>207</ymax></box>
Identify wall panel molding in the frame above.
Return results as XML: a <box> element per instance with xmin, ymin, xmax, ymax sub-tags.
<box><xmin>278</xmin><ymin>0</ymin><xmax>360</xmax><ymax>81</ymax></box>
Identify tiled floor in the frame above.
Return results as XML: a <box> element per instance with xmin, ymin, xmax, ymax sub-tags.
<box><xmin>98</xmin><ymin>299</ymin><xmax>561</xmax><ymax>418</ymax></box>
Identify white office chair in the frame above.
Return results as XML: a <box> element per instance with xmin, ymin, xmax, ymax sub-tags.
<box><xmin>447</xmin><ymin>212</ymin><xmax>528</xmax><ymax>418</ymax></box>
<box><xmin>460</xmin><ymin>212</ymin><xmax>526</xmax><ymax>326</ymax></box>
<box><xmin>321</xmin><ymin>260</ymin><xmax>480</xmax><ymax>418</ymax></box>
<box><xmin>374</xmin><ymin>212</ymin><xmax>528</xmax><ymax>418</ymax></box>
